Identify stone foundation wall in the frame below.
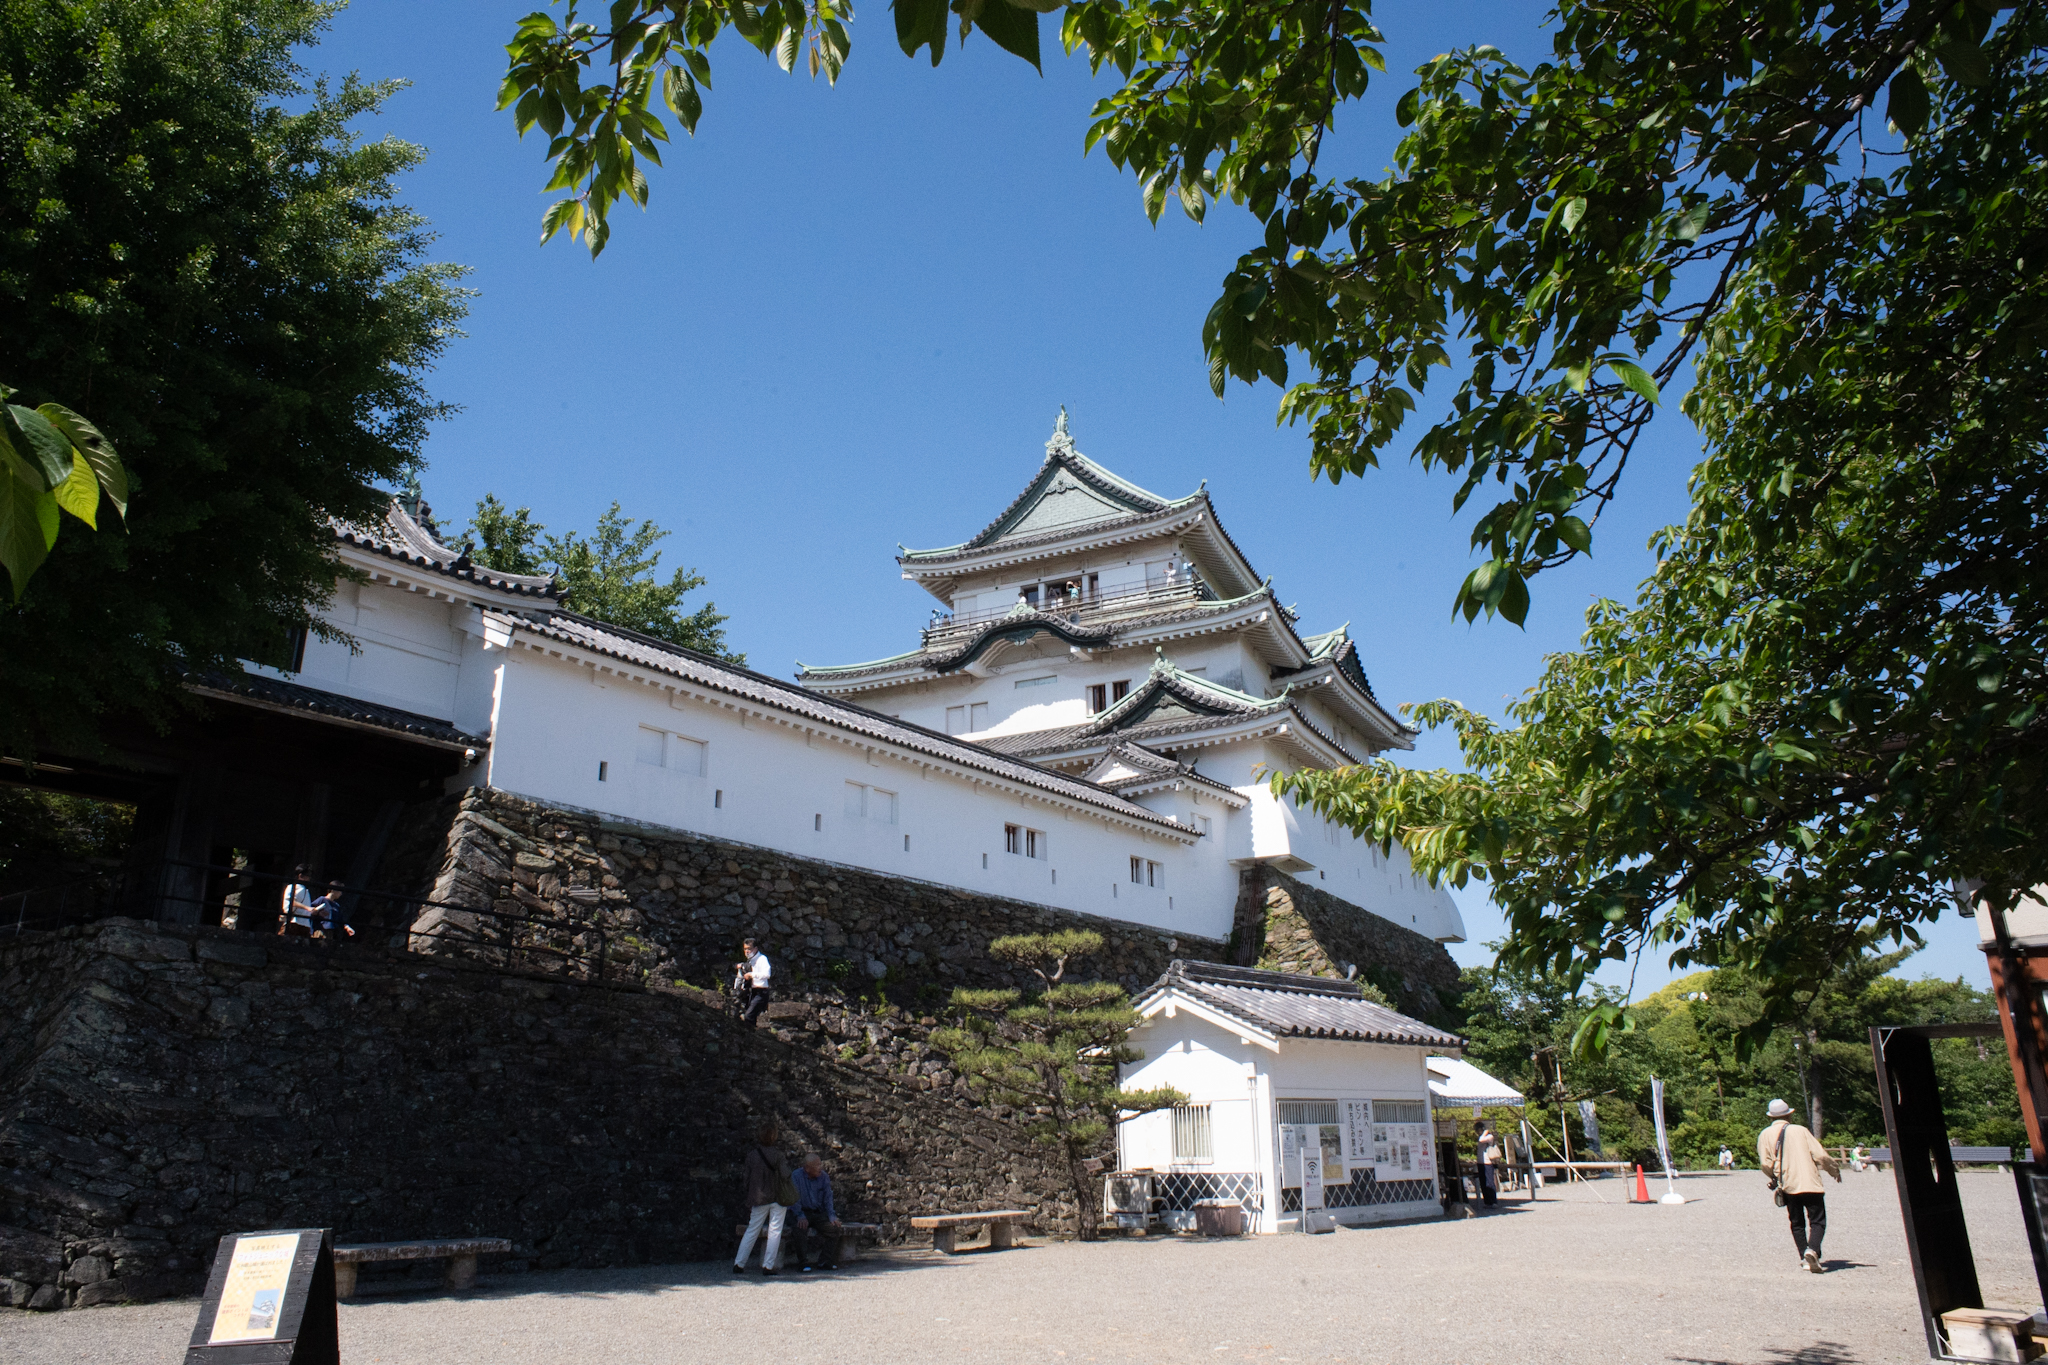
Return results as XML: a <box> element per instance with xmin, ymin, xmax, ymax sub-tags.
<box><xmin>1228</xmin><ymin>865</ymin><xmax>1463</xmax><ymax>1023</ymax></box>
<box><xmin>0</xmin><ymin>919</ymin><xmax>1084</xmax><ymax>1311</ymax></box>
<box><xmin>373</xmin><ymin>788</ymin><xmax>1224</xmax><ymax>1004</ymax></box>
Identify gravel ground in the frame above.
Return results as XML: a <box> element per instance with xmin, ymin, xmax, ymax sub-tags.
<box><xmin>3</xmin><ymin>1169</ymin><xmax>2037</xmax><ymax>1365</ymax></box>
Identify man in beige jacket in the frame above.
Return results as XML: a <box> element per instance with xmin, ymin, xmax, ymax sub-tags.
<box><xmin>1759</xmin><ymin>1098</ymin><xmax>1842</xmax><ymax>1272</ymax></box>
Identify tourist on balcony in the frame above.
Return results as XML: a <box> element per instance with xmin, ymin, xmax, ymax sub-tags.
<box><xmin>792</xmin><ymin>1154</ymin><xmax>844</xmax><ymax>1271</ymax></box>
<box><xmin>312</xmin><ymin>881</ymin><xmax>353</xmax><ymax>941</ymax></box>
<box><xmin>277</xmin><ymin>866</ymin><xmax>318</xmax><ymax>938</ymax></box>
<box><xmin>734</xmin><ymin>1122</ymin><xmax>793</xmax><ymax>1275</ymax></box>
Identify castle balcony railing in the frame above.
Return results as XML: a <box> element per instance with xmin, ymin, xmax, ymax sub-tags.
<box><xmin>919</xmin><ymin>577</ymin><xmax>1218</xmax><ymax>648</ymax></box>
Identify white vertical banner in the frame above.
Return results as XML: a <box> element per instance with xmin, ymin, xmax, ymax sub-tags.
<box><xmin>1301</xmin><ymin>1148</ymin><xmax>1325</xmax><ymax>1211</ymax></box>
<box><xmin>1650</xmin><ymin>1077</ymin><xmax>1685</xmax><ymax>1204</ymax></box>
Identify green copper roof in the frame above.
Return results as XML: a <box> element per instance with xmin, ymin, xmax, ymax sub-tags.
<box><xmin>900</xmin><ymin>411</ymin><xmax>1202</xmax><ymax>562</ymax></box>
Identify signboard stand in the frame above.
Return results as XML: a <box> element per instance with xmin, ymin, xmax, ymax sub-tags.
<box><xmin>185</xmin><ymin>1229</ymin><xmax>339</xmax><ymax>1365</ymax></box>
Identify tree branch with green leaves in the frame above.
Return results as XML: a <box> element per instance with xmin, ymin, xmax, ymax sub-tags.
<box><xmin>930</xmin><ymin>930</ymin><xmax>1183</xmax><ymax>1240</ymax></box>
<box><xmin>0</xmin><ymin>388</ymin><xmax>128</xmax><ymax>600</ymax></box>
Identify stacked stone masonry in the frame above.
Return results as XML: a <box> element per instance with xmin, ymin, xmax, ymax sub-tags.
<box><xmin>0</xmin><ymin>787</ymin><xmax>1460</xmax><ymax>1309</ymax></box>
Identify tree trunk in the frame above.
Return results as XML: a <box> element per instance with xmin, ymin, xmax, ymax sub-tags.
<box><xmin>1068</xmin><ymin>1152</ymin><xmax>1100</xmax><ymax>1241</ymax></box>
<box><xmin>1805</xmin><ymin>1026</ymin><xmax>1825</xmax><ymax>1140</ymax></box>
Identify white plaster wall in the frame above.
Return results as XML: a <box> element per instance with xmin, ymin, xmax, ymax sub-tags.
<box><xmin>262</xmin><ymin>578</ymin><xmax>467</xmax><ymax>721</ymax></box>
<box><xmin>1120</xmin><ymin>1012</ymin><xmax>1265</xmax><ymax>1173</ymax></box>
<box><xmin>480</xmin><ymin>643</ymin><xmax>1238</xmax><ymax>940</ymax></box>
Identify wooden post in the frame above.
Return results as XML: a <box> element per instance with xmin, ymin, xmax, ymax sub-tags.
<box><xmin>1984</xmin><ymin>902</ymin><xmax>2048</xmax><ymax>1158</ymax></box>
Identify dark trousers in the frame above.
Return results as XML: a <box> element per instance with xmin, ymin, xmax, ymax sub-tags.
<box><xmin>741</xmin><ymin>986</ymin><xmax>771</xmax><ymax>1025</ymax></box>
<box><xmin>795</xmin><ymin>1210</ymin><xmax>841</xmax><ymax>1268</ymax></box>
<box><xmin>1785</xmin><ymin>1192</ymin><xmax>1827</xmax><ymax>1258</ymax></box>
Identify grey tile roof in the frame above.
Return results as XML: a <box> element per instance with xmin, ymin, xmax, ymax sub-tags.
<box><xmin>1148</xmin><ymin>961</ymin><xmax>1463</xmax><ymax>1048</ymax></box>
<box><xmin>1082</xmin><ymin>741</ymin><xmax>1244</xmax><ymax>802</ymax></box>
<box><xmin>195</xmin><ymin>672</ymin><xmax>487</xmax><ymax>749</ymax></box>
<box><xmin>333</xmin><ymin>499</ymin><xmax>558</xmax><ymax>600</ymax></box>
<box><xmin>498</xmin><ymin>611</ymin><xmax>1197</xmax><ymax>838</ymax></box>
<box><xmin>800</xmin><ymin>592</ymin><xmax>1280</xmax><ymax>683</ymax></box>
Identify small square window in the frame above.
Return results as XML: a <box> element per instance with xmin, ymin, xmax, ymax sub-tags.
<box><xmin>1005</xmin><ymin>824</ymin><xmax>1022</xmax><ymax>856</ymax></box>
<box><xmin>1111</xmin><ymin>679</ymin><xmax>1131</xmax><ymax>704</ymax></box>
<box><xmin>1130</xmin><ymin>856</ymin><xmax>1144</xmax><ymax>884</ymax></box>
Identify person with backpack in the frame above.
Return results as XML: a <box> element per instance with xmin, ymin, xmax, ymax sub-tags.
<box><xmin>733</xmin><ymin>1121</ymin><xmax>795</xmax><ymax>1275</ymax></box>
<box><xmin>1759</xmin><ymin>1098</ymin><xmax>1841</xmax><ymax>1272</ymax></box>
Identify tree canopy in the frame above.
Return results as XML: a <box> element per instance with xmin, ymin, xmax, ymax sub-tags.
<box><xmin>467</xmin><ymin>494</ymin><xmax>742</xmax><ymax>662</ymax></box>
<box><xmin>2</xmin><ymin>0</ymin><xmax>469</xmax><ymax>757</ymax></box>
<box><xmin>1458</xmin><ymin>948</ymin><xmax>2019</xmax><ymax>1166</ymax></box>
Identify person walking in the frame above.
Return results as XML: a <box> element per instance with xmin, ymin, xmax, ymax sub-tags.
<box><xmin>1759</xmin><ymin>1099</ymin><xmax>1841</xmax><ymax>1272</ymax></box>
<box><xmin>736</xmin><ymin>937</ymin><xmax>772</xmax><ymax>1027</ymax></box>
<box><xmin>277</xmin><ymin>866</ymin><xmax>319</xmax><ymax>938</ymax></box>
<box><xmin>1719</xmin><ymin>1145</ymin><xmax>1736</xmax><ymax>1170</ymax></box>
<box><xmin>734</xmin><ymin>1122</ymin><xmax>794</xmax><ymax>1275</ymax></box>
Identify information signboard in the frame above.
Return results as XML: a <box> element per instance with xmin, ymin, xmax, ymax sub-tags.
<box><xmin>185</xmin><ymin>1229</ymin><xmax>337</xmax><ymax>1365</ymax></box>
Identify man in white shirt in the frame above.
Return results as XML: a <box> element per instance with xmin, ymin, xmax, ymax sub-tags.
<box><xmin>737</xmin><ymin>938</ymin><xmax>772</xmax><ymax>1026</ymax></box>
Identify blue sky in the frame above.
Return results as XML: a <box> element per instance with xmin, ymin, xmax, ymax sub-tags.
<box><xmin>304</xmin><ymin>1</ymin><xmax>1989</xmax><ymax>996</ymax></box>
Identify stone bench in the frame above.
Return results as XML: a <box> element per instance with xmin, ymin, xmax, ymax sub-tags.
<box><xmin>332</xmin><ymin>1238</ymin><xmax>512</xmax><ymax>1298</ymax></box>
<box><xmin>732</xmin><ymin>1220</ymin><xmax>884</xmax><ymax>1267</ymax></box>
<box><xmin>910</xmin><ymin>1210</ymin><xmax>1030</xmax><ymax>1255</ymax></box>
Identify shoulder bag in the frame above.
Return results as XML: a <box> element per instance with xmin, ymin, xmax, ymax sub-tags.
<box><xmin>1770</xmin><ymin>1124</ymin><xmax>1788</xmax><ymax>1206</ymax></box>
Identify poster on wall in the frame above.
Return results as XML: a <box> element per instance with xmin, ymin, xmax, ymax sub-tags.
<box><xmin>1280</xmin><ymin>1123</ymin><xmax>1303</xmax><ymax>1187</ymax></box>
<box><xmin>1342</xmin><ymin>1100</ymin><xmax>1372</xmax><ymax>1176</ymax></box>
<box><xmin>1368</xmin><ymin>1100</ymin><xmax>1437</xmax><ymax>1183</ymax></box>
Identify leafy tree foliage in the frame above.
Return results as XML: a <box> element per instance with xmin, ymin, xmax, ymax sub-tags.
<box><xmin>930</xmin><ymin>931</ymin><xmax>1184</xmax><ymax>1239</ymax></box>
<box><xmin>1</xmin><ymin>0</ymin><xmax>469</xmax><ymax>756</ymax></box>
<box><xmin>466</xmin><ymin>495</ymin><xmax>742</xmax><ymax>662</ymax></box>
<box><xmin>1459</xmin><ymin>950</ymin><xmax>2021</xmax><ymax>1168</ymax></box>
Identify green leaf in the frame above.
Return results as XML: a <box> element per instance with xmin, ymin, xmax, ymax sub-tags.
<box><xmin>1556</xmin><ymin>515</ymin><xmax>1592</xmax><ymax>554</ymax></box>
<box><xmin>1605</xmin><ymin>357</ymin><xmax>1661</xmax><ymax>404</ymax></box>
<box><xmin>975</xmin><ymin>0</ymin><xmax>1042</xmax><ymax>70</ymax></box>
<box><xmin>2</xmin><ymin>404</ymin><xmax>72</xmax><ymax>489</ymax></box>
<box><xmin>1930</xmin><ymin>39</ymin><xmax>1992</xmax><ymax>89</ymax></box>
<box><xmin>1395</xmin><ymin>88</ymin><xmax>1419</xmax><ymax>128</ymax></box>
<box><xmin>0</xmin><ymin>469</ymin><xmax>57</xmax><ymax>600</ymax></box>
<box><xmin>1886</xmin><ymin>67</ymin><xmax>1929</xmax><ymax>135</ymax></box>
<box><xmin>1560</xmin><ymin>196</ymin><xmax>1588</xmax><ymax>234</ymax></box>
<box><xmin>52</xmin><ymin>453</ymin><xmax>98</xmax><ymax>529</ymax></box>
<box><xmin>38</xmin><ymin>403</ymin><xmax>126</xmax><ymax>519</ymax></box>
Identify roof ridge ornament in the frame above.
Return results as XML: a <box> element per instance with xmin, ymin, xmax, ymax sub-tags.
<box><xmin>1150</xmin><ymin>645</ymin><xmax>1174</xmax><ymax>678</ymax></box>
<box><xmin>1046</xmin><ymin>405</ymin><xmax>1074</xmax><ymax>459</ymax></box>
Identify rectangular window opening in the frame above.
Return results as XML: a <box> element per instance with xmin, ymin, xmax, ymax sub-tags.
<box><xmin>1130</xmin><ymin>856</ymin><xmax>1144</xmax><ymax>885</ymax></box>
<box><xmin>903</xmin><ymin>834</ymin><xmax>911</xmax><ymax>852</ymax></box>
<box><xmin>1006</xmin><ymin>824</ymin><xmax>1022</xmax><ymax>856</ymax></box>
<box><xmin>715</xmin><ymin>789</ymin><xmax>724</xmax><ymax>809</ymax></box>
<box><xmin>1111</xmin><ymin>679</ymin><xmax>1131</xmax><ymax>704</ymax></box>
<box><xmin>1172</xmin><ymin>1104</ymin><xmax>1214</xmax><ymax>1163</ymax></box>
<box><xmin>597</xmin><ymin>761</ymin><xmax>608</xmax><ymax>782</ymax></box>
<box><xmin>814</xmin><ymin>813</ymin><xmax>822</xmax><ymax>832</ymax></box>
<box><xmin>1087</xmin><ymin>684</ymin><xmax>1107</xmax><ymax>714</ymax></box>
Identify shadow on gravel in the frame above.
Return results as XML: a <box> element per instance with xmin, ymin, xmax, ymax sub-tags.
<box><xmin>348</xmin><ymin>1251</ymin><xmax>981</xmax><ymax>1304</ymax></box>
<box><xmin>1671</xmin><ymin>1342</ymin><xmax>1861</xmax><ymax>1365</ymax></box>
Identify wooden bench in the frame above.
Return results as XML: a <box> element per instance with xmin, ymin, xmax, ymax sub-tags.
<box><xmin>910</xmin><ymin>1210</ymin><xmax>1030</xmax><ymax>1255</ymax></box>
<box><xmin>332</xmin><ymin>1238</ymin><xmax>512</xmax><ymax>1298</ymax></box>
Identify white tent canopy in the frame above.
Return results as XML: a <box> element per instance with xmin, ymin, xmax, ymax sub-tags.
<box><xmin>1427</xmin><ymin>1056</ymin><xmax>1525</xmax><ymax>1110</ymax></box>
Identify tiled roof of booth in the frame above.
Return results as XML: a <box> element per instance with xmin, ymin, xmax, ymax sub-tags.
<box><xmin>1143</xmin><ymin>960</ymin><xmax>1464</xmax><ymax>1049</ymax></box>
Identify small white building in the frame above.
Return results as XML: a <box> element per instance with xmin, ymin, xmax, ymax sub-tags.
<box><xmin>1118</xmin><ymin>961</ymin><xmax>1462</xmax><ymax>1234</ymax></box>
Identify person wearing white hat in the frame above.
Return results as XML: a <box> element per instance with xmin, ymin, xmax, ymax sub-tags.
<box><xmin>1759</xmin><ymin>1099</ymin><xmax>1841</xmax><ymax>1272</ymax></box>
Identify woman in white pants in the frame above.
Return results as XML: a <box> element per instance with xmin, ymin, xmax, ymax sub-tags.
<box><xmin>734</xmin><ymin>1122</ymin><xmax>792</xmax><ymax>1275</ymax></box>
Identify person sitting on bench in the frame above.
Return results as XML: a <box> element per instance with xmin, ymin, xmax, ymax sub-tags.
<box><xmin>791</xmin><ymin>1154</ymin><xmax>843</xmax><ymax>1271</ymax></box>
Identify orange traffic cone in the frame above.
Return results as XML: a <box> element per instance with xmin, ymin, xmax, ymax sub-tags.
<box><xmin>1630</xmin><ymin>1164</ymin><xmax>1653</xmax><ymax>1203</ymax></box>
